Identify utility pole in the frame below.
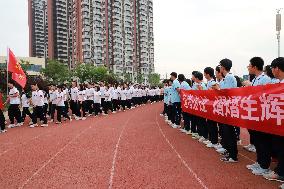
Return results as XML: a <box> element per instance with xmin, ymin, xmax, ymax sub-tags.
<box><xmin>276</xmin><ymin>9</ymin><xmax>282</xmax><ymax>57</ymax></box>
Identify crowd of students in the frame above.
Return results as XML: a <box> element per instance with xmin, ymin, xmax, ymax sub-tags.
<box><xmin>0</xmin><ymin>82</ymin><xmax>163</xmax><ymax>132</ymax></box>
<box><xmin>160</xmin><ymin>57</ymin><xmax>284</xmax><ymax>189</ymax></box>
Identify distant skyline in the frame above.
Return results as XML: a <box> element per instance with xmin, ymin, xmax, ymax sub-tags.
<box><xmin>0</xmin><ymin>0</ymin><xmax>283</xmax><ymax>79</ymax></box>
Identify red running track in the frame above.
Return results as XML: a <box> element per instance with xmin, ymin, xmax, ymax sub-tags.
<box><xmin>0</xmin><ymin>103</ymin><xmax>279</xmax><ymax>189</ymax></box>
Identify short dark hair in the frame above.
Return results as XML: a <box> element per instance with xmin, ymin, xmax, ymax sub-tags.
<box><xmin>204</xmin><ymin>67</ymin><xmax>215</xmax><ymax>78</ymax></box>
<box><xmin>185</xmin><ymin>79</ymin><xmax>192</xmax><ymax>87</ymax></box>
<box><xmin>271</xmin><ymin>57</ymin><xmax>284</xmax><ymax>72</ymax></box>
<box><xmin>219</xmin><ymin>58</ymin><xmax>232</xmax><ymax>71</ymax></box>
<box><xmin>215</xmin><ymin>66</ymin><xmax>221</xmax><ymax>73</ymax></box>
<box><xmin>194</xmin><ymin>71</ymin><xmax>203</xmax><ymax>81</ymax></box>
<box><xmin>250</xmin><ymin>57</ymin><xmax>264</xmax><ymax>71</ymax></box>
<box><xmin>170</xmin><ymin>72</ymin><xmax>177</xmax><ymax>78</ymax></box>
<box><xmin>192</xmin><ymin>71</ymin><xmax>198</xmax><ymax>75</ymax></box>
<box><xmin>264</xmin><ymin>65</ymin><xmax>275</xmax><ymax>79</ymax></box>
<box><xmin>178</xmin><ymin>74</ymin><xmax>185</xmax><ymax>82</ymax></box>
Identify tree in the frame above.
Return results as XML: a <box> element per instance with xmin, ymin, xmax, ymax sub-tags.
<box><xmin>41</xmin><ymin>60</ymin><xmax>70</xmax><ymax>84</ymax></box>
<box><xmin>148</xmin><ymin>73</ymin><xmax>161</xmax><ymax>86</ymax></box>
<box><xmin>137</xmin><ymin>73</ymin><xmax>144</xmax><ymax>84</ymax></box>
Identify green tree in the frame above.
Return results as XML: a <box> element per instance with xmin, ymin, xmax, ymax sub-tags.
<box><xmin>41</xmin><ymin>60</ymin><xmax>70</xmax><ymax>83</ymax></box>
<box><xmin>137</xmin><ymin>73</ymin><xmax>144</xmax><ymax>84</ymax></box>
<box><xmin>148</xmin><ymin>73</ymin><xmax>161</xmax><ymax>86</ymax></box>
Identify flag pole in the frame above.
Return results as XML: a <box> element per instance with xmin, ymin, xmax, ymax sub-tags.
<box><xmin>6</xmin><ymin>47</ymin><xmax>9</xmax><ymax>97</ymax></box>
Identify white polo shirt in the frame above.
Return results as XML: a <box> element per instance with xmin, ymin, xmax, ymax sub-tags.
<box><xmin>70</xmin><ymin>87</ymin><xmax>79</xmax><ymax>101</ymax></box>
<box><xmin>9</xmin><ymin>87</ymin><xmax>20</xmax><ymax>104</ymax></box>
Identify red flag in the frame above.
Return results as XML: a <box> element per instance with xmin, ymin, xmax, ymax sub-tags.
<box><xmin>12</xmin><ymin>72</ymin><xmax>27</xmax><ymax>88</ymax></box>
<box><xmin>7</xmin><ymin>48</ymin><xmax>24</xmax><ymax>74</ymax></box>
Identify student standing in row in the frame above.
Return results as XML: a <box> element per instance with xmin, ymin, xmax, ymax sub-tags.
<box><xmin>78</xmin><ymin>84</ymin><xmax>87</xmax><ymax>120</ymax></box>
<box><xmin>7</xmin><ymin>81</ymin><xmax>22</xmax><ymax>128</ymax></box>
<box><xmin>0</xmin><ymin>92</ymin><xmax>7</xmax><ymax>133</ymax></box>
<box><xmin>56</xmin><ymin>86</ymin><xmax>71</xmax><ymax>124</ymax></box>
<box><xmin>21</xmin><ymin>90</ymin><xmax>33</xmax><ymax>124</ymax></box>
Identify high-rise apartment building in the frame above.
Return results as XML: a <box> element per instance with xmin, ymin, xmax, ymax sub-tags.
<box><xmin>29</xmin><ymin>0</ymin><xmax>154</xmax><ymax>82</ymax></box>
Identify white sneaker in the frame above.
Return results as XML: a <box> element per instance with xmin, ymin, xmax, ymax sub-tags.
<box><xmin>216</xmin><ymin>147</ymin><xmax>226</xmax><ymax>154</ymax></box>
<box><xmin>248</xmin><ymin>146</ymin><xmax>256</xmax><ymax>153</ymax></box>
<box><xmin>69</xmin><ymin>118</ymin><xmax>72</xmax><ymax>122</ymax></box>
<box><xmin>180</xmin><ymin>129</ymin><xmax>187</xmax><ymax>133</ymax></box>
<box><xmin>75</xmin><ymin>116</ymin><xmax>81</xmax><ymax>120</ymax></box>
<box><xmin>252</xmin><ymin>167</ymin><xmax>272</xmax><ymax>176</ymax></box>
<box><xmin>48</xmin><ymin>119</ymin><xmax>54</xmax><ymax>123</ymax></box>
<box><xmin>82</xmin><ymin>117</ymin><xmax>87</xmax><ymax>120</ymax></box>
<box><xmin>16</xmin><ymin>123</ymin><xmax>22</xmax><ymax>127</ymax></box>
<box><xmin>29</xmin><ymin>124</ymin><xmax>35</xmax><ymax>128</ymax></box>
<box><xmin>29</xmin><ymin>121</ymin><xmax>33</xmax><ymax>125</ymax></box>
<box><xmin>198</xmin><ymin>137</ymin><xmax>206</xmax><ymax>143</ymax></box>
<box><xmin>203</xmin><ymin>140</ymin><xmax>211</xmax><ymax>145</ymax></box>
<box><xmin>171</xmin><ymin>124</ymin><xmax>178</xmax><ymax>129</ymax></box>
<box><xmin>41</xmin><ymin>124</ymin><xmax>48</xmax><ymax>127</ymax></box>
<box><xmin>186</xmin><ymin>130</ymin><xmax>192</xmax><ymax>135</ymax></box>
<box><xmin>206</xmin><ymin>143</ymin><xmax>215</xmax><ymax>148</ymax></box>
<box><xmin>8</xmin><ymin>124</ymin><xmax>15</xmax><ymax>128</ymax></box>
<box><xmin>280</xmin><ymin>184</ymin><xmax>284</xmax><ymax>189</ymax></box>
<box><xmin>246</xmin><ymin>162</ymin><xmax>260</xmax><ymax>170</ymax></box>
<box><xmin>160</xmin><ymin>114</ymin><xmax>164</xmax><ymax>116</ymax></box>
<box><xmin>214</xmin><ymin>144</ymin><xmax>222</xmax><ymax>150</ymax></box>
<box><xmin>112</xmin><ymin>111</ymin><xmax>117</xmax><ymax>114</ymax></box>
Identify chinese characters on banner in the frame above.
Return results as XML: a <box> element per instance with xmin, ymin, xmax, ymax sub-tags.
<box><xmin>180</xmin><ymin>83</ymin><xmax>284</xmax><ymax>136</ymax></box>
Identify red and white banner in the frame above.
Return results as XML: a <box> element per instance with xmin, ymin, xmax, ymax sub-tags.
<box><xmin>181</xmin><ymin>83</ymin><xmax>284</xmax><ymax>136</ymax></box>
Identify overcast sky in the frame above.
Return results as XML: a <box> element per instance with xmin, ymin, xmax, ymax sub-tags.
<box><xmin>0</xmin><ymin>0</ymin><xmax>283</xmax><ymax>79</ymax></box>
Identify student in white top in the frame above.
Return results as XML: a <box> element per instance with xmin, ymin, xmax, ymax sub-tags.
<box><xmin>77</xmin><ymin>84</ymin><xmax>87</xmax><ymax>120</ymax></box>
<box><xmin>120</xmin><ymin>86</ymin><xmax>127</xmax><ymax>111</ymax></box>
<box><xmin>49</xmin><ymin>85</ymin><xmax>57</xmax><ymax>122</ymax></box>
<box><xmin>103</xmin><ymin>86</ymin><xmax>114</xmax><ymax>115</ymax></box>
<box><xmin>7</xmin><ymin>81</ymin><xmax>22</xmax><ymax>128</ymax></box>
<box><xmin>112</xmin><ymin>87</ymin><xmax>119</xmax><ymax>112</ymax></box>
<box><xmin>125</xmin><ymin>85</ymin><xmax>132</xmax><ymax>109</ymax></box>
<box><xmin>62</xmin><ymin>85</ymin><xmax>69</xmax><ymax>115</ymax></box>
<box><xmin>21</xmin><ymin>89</ymin><xmax>32</xmax><ymax>123</ymax></box>
<box><xmin>93</xmin><ymin>86</ymin><xmax>101</xmax><ymax>116</ymax></box>
<box><xmin>56</xmin><ymin>86</ymin><xmax>71</xmax><ymax>124</ymax></box>
<box><xmin>70</xmin><ymin>81</ymin><xmax>79</xmax><ymax>118</ymax></box>
<box><xmin>30</xmin><ymin>84</ymin><xmax>48</xmax><ymax>127</ymax></box>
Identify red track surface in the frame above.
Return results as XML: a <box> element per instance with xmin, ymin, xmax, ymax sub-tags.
<box><xmin>0</xmin><ymin>103</ymin><xmax>279</xmax><ymax>189</ymax></box>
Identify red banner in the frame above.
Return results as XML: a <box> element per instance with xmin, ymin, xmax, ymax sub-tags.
<box><xmin>181</xmin><ymin>83</ymin><xmax>284</xmax><ymax>136</ymax></box>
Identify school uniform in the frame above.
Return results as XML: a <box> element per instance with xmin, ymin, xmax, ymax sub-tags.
<box><xmin>21</xmin><ymin>93</ymin><xmax>32</xmax><ymax>122</ymax></box>
<box><xmin>104</xmin><ymin>90</ymin><xmax>113</xmax><ymax>114</ymax></box>
<box><xmin>43</xmin><ymin>92</ymin><xmax>48</xmax><ymax>118</ymax></box>
<box><xmin>120</xmin><ymin>89</ymin><xmax>127</xmax><ymax>110</ymax></box>
<box><xmin>78</xmin><ymin>90</ymin><xmax>87</xmax><ymax>118</ymax></box>
<box><xmin>85</xmin><ymin>88</ymin><xmax>95</xmax><ymax>115</ymax></box>
<box><xmin>100</xmin><ymin>86</ymin><xmax>106</xmax><ymax>113</ymax></box>
<box><xmin>126</xmin><ymin>89</ymin><xmax>132</xmax><ymax>109</ymax></box>
<box><xmin>206</xmin><ymin>79</ymin><xmax>219</xmax><ymax>145</ymax></box>
<box><xmin>31</xmin><ymin>90</ymin><xmax>47</xmax><ymax>126</ymax></box>
<box><xmin>142</xmin><ymin>89</ymin><xmax>147</xmax><ymax>104</ymax></box>
<box><xmin>8</xmin><ymin>87</ymin><xmax>22</xmax><ymax>126</ymax></box>
<box><xmin>70</xmin><ymin>87</ymin><xmax>79</xmax><ymax>117</ymax></box>
<box><xmin>167</xmin><ymin>86</ymin><xmax>174</xmax><ymax>124</ymax></box>
<box><xmin>49</xmin><ymin>90</ymin><xmax>58</xmax><ymax>121</ymax></box>
<box><xmin>112</xmin><ymin>89</ymin><xmax>119</xmax><ymax>111</ymax></box>
<box><xmin>171</xmin><ymin>78</ymin><xmax>182</xmax><ymax>126</ymax></box>
<box><xmin>163</xmin><ymin>86</ymin><xmax>169</xmax><ymax>115</ymax></box>
<box><xmin>117</xmin><ymin>86</ymin><xmax>122</xmax><ymax>109</ymax></box>
<box><xmin>56</xmin><ymin>91</ymin><xmax>70</xmax><ymax>123</ymax></box>
<box><xmin>180</xmin><ymin>81</ymin><xmax>191</xmax><ymax>132</ymax></box>
<box><xmin>220</xmin><ymin>73</ymin><xmax>238</xmax><ymax>161</ymax></box>
<box><xmin>63</xmin><ymin>88</ymin><xmax>69</xmax><ymax>114</ymax></box>
<box><xmin>93</xmin><ymin>90</ymin><xmax>101</xmax><ymax>116</ymax></box>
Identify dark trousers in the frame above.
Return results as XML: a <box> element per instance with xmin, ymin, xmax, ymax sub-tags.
<box><xmin>273</xmin><ymin>136</ymin><xmax>284</xmax><ymax>176</ymax></box>
<box><xmin>172</xmin><ymin>102</ymin><xmax>181</xmax><ymax>125</ymax></box>
<box><xmin>78</xmin><ymin>102</ymin><xmax>86</xmax><ymax>117</ymax></box>
<box><xmin>191</xmin><ymin>115</ymin><xmax>197</xmax><ymax>133</ymax></box>
<box><xmin>255</xmin><ymin>132</ymin><xmax>273</xmax><ymax>169</ymax></box>
<box><xmin>197</xmin><ymin>117</ymin><xmax>208</xmax><ymax>139</ymax></box>
<box><xmin>43</xmin><ymin>103</ymin><xmax>48</xmax><ymax>117</ymax></box>
<box><xmin>50</xmin><ymin>104</ymin><xmax>57</xmax><ymax>120</ymax></box>
<box><xmin>121</xmin><ymin>100</ymin><xmax>126</xmax><ymax>110</ymax></box>
<box><xmin>103</xmin><ymin>101</ymin><xmax>113</xmax><ymax>114</ymax></box>
<box><xmin>86</xmin><ymin>100</ymin><xmax>93</xmax><ymax>114</ymax></box>
<box><xmin>222</xmin><ymin>124</ymin><xmax>238</xmax><ymax>160</ymax></box>
<box><xmin>112</xmin><ymin>99</ymin><xmax>119</xmax><ymax>111</ymax></box>
<box><xmin>56</xmin><ymin>106</ymin><xmax>70</xmax><ymax>122</ymax></box>
<box><xmin>248</xmin><ymin>129</ymin><xmax>256</xmax><ymax>145</ymax></box>
<box><xmin>22</xmin><ymin>107</ymin><xmax>32</xmax><ymax>121</ymax></box>
<box><xmin>8</xmin><ymin>104</ymin><xmax>22</xmax><ymax>124</ymax></box>
<box><xmin>48</xmin><ymin>102</ymin><xmax>52</xmax><ymax>116</ymax></box>
<box><xmin>167</xmin><ymin>105</ymin><xmax>174</xmax><ymax>123</ymax></box>
<box><xmin>127</xmin><ymin>99</ymin><xmax>131</xmax><ymax>109</ymax></box>
<box><xmin>93</xmin><ymin>103</ymin><xmax>101</xmax><ymax>116</ymax></box>
<box><xmin>162</xmin><ymin>103</ymin><xmax>167</xmax><ymax>115</ymax></box>
<box><xmin>183</xmin><ymin>112</ymin><xmax>191</xmax><ymax>131</ymax></box>
<box><xmin>32</xmin><ymin>106</ymin><xmax>47</xmax><ymax>124</ymax></box>
<box><xmin>64</xmin><ymin>101</ymin><xmax>69</xmax><ymax>114</ymax></box>
<box><xmin>0</xmin><ymin>109</ymin><xmax>5</xmax><ymax>130</ymax></box>
<box><xmin>207</xmin><ymin>120</ymin><xmax>218</xmax><ymax>144</ymax></box>
<box><xmin>70</xmin><ymin>100</ymin><xmax>79</xmax><ymax>116</ymax></box>
<box><xmin>100</xmin><ymin>98</ymin><xmax>105</xmax><ymax>113</ymax></box>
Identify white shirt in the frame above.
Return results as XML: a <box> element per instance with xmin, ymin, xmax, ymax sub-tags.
<box><xmin>121</xmin><ymin>89</ymin><xmax>127</xmax><ymax>100</ymax></box>
<box><xmin>112</xmin><ymin>89</ymin><xmax>119</xmax><ymax>100</ymax></box>
<box><xmin>93</xmin><ymin>91</ymin><xmax>101</xmax><ymax>104</ymax></box>
<box><xmin>117</xmin><ymin>87</ymin><xmax>122</xmax><ymax>98</ymax></box>
<box><xmin>70</xmin><ymin>87</ymin><xmax>79</xmax><ymax>101</ymax></box>
<box><xmin>105</xmin><ymin>90</ymin><xmax>112</xmax><ymax>101</ymax></box>
<box><xmin>57</xmin><ymin>92</ymin><xmax>65</xmax><ymax>106</ymax></box>
<box><xmin>142</xmin><ymin>89</ymin><xmax>146</xmax><ymax>97</ymax></box>
<box><xmin>49</xmin><ymin>90</ymin><xmax>58</xmax><ymax>104</ymax></box>
<box><xmin>63</xmin><ymin>89</ymin><xmax>69</xmax><ymax>101</ymax></box>
<box><xmin>138</xmin><ymin>89</ymin><xmax>143</xmax><ymax>97</ymax></box>
<box><xmin>78</xmin><ymin>90</ymin><xmax>86</xmax><ymax>102</ymax></box>
<box><xmin>21</xmin><ymin>94</ymin><xmax>30</xmax><ymax>108</ymax></box>
<box><xmin>100</xmin><ymin>87</ymin><xmax>106</xmax><ymax>98</ymax></box>
<box><xmin>32</xmin><ymin>90</ymin><xmax>44</xmax><ymax>107</ymax></box>
<box><xmin>155</xmin><ymin>88</ymin><xmax>161</xmax><ymax>96</ymax></box>
<box><xmin>133</xmin><ymin>88</ymin><xmax>139</xmax><ymax>97</ymax></box>
<box><xmin>9</xmin><ymin>87</ymin><xmax>20</xmax><ymax>104</ymax></box>
<box><xmin>126</xmin><ymin>89</ymin><xmax>132</xmax><ymax>100</ymax></box>
<box><xmin>86</xmin><ymin>88</ymin><xmax>94</xmax><ymax>100</ymax></box>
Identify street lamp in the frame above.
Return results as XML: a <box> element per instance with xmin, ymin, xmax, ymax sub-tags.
<box><xmin>276</xmin><ymin>9</ymin><xmax>282</xmax><ymax>57</ymax></box>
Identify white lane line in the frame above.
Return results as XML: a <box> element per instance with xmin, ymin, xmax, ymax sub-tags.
<box><xmin>108</xmin><ymin>113</ymin><xmax>134</xmax><ymax>189</ymax></box>
<box><xmin>239</xmin><ymin>153</ymin><xmax>255</xmax><ymax>163</ymax></box>
<box><xmin>155</xmin><ymin>112</ymin><xmax>209</xmax><ymax>189</ymax></box>
<box><xmin>18</xmin><ymin>118</ymin><xmax>105</xmax><ymax>189</ymax></box>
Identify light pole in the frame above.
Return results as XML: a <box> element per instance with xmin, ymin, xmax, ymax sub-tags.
<box><xmin>276</xmin><ymin>9</ymin><xmax>282</xmax><ymax>57</ymax></box>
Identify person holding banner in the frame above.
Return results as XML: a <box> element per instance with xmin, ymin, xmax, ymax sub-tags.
<box><xmin>170</xmin><ymin>72</ymin><xmax>182</xmax><ymax>129</ymax></box>
<box><xmin>216</xmin><ymin>58</ymin><xmax>238</xmax><ymax>163</ymax></box>
<box><xmin>246</xmin><ymin>57</ymin><xmax>273</xmax><ymax>176</ymax></box>
<box><xmin>263</xmin><ymin>57</ymin><xmax>284</xmax><ymax>185</ymax></box>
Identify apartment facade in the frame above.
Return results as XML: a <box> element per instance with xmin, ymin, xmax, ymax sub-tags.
<box><xmin>29</xmin><ymin>0</ymin><xmax>154</xmax><ymax>82</ymax></box>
